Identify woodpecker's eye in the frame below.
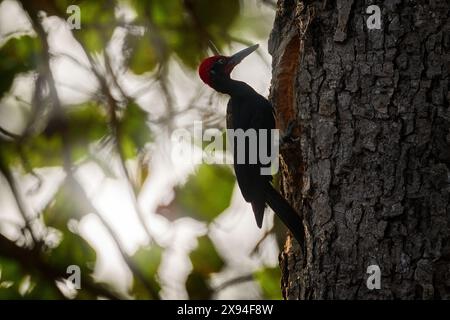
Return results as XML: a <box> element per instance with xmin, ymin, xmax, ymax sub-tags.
<box><xmin>218</xmin><ymin>58</ymin><xmax>225</xmax><ymax>64</ymax></box>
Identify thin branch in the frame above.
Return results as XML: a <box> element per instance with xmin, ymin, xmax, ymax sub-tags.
<box><xmin>12</xmin><ymin>94</ymin><xmax>32</xmax><ymax>107</ymax></box>
<box><xmin>251</xmin><ymin>225</ymin><xmax>275</xmax><ymax>255</ymax></box>
<box><xmin>54</xmin><ymin>80</ymin><xmax>97</xmax><ymax>98</ymax></box>
<box><xmin>214</xmin><ymin>274</ymin><xmax>254</xmax><ymax>292</ymax></box>
<box><xmin>0</xmin><ymin>126</ymin><xmax>20</xmax><ymax>139</ymax></box>
<box><xmin>0</xmin><ymin>158</ymin><xmax>40</xmax><ymax>246</ymax></box>
<box><xmin>17</xmin><ymin>146</ymin><xmax>43</xmax><ymax>195</ymax></box>
<box><xmin>128</xmin><ymin>78</ymin><xmax>158</xmax><ymax>99</ymax></box>
<box><xmin>103</xmin><ymin>50</ymin><xmax>131</xmax><ymax>103</ymax></box>
<box><xmin>52</xmin><ymin>52</ymin><xmax>93</xmax><ymax>73</ymax></box>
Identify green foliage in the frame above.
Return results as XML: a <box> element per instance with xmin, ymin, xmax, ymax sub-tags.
<box><xmin>126</xmin><ymin>0</ymin><xmax>240</xmax><ymax>71</ymax></box>
<box><xmin>45</xmin><ymin>229</ymin><xmax>96</xmax><ymax>275</ymax></box>
<box><xmin>185</xmin><ymin>270</ymin><xmax>212</xmax><ymax>300</ymax></box>
<box><xmin>66</xmin><ymin>104</ymin><xmax>108</xmax><ymax>139</ymax></box>
<box><xmin>186</xmin><ymin>235</ymin><xmax>224</xmax><ymax>299</ymax></box>
<box><xmin>50</xmin><ymin>0</ymin><xmax>116</xmax><ymax>53</ymax></box>
<box><xmin>0</xmin><ymin>139</ymin><xmax>21</xmax><ymax>168</ymax></box>
<box><xmin>119</xmin><ymin>102</ymin><xmax>152</xmax><ymax>159</ymax></box>
<box><xmin>127</xmin><ymin>34</ymin><xmax>158</xmax><ymax>74</ymax></box>
<box><xmin>254</xmin><ymin>267</ymin><xmax>282</xmax><ymax>300</ymax></box>
<box><xmin>190</xmin><ymin>0</ymin><xmax>240</xmax><ymax>32</ymax></box>
<box><xmin>190</xmin><ymin>236</ymin><xmax>224</xmax><ymax>274</ymax></box>
<box><xmin>0</xmin><ymin>257</ymin><xmax>61</xmax><ymax>299</ymax></box>
<box><xmin>0</xmin><ymin>257</ymin><xmax>24</xmax><ymax>299</ymax></box>
<box><xmin>0</xmin><ymin>35</ymin><xmax>40</xmax><ymax>98</ymax></box>
<box><xmin>26</xmin><ymin>276</ymin><xmax>63</xmax><ymax>299</ymax></box>
<box><xmin>131</xmin><ymin>245</ymin><xmax>162</xmax><ymax>299</ymax></box>
<box><xmin>171</xmin><ymin>0</ymin><xmax>240</xmax><ymax>68</ymax></box>
<box><xmin>76</xmin><ymin>2</ymin><xmax>115</xmax><ymax>52</ymax></box>
<box><xmin>40</xmin><ymin>178</ymin><xmax>100</xmax><ymax>299</ymax></box>
<box><xmin>42</xmin><ymin>179</ymin><xmax>96</xmax><ymax>275</ymax></box>
<box><xmin>44</xmin><ymin>178</ymin><xmax>92</xmax><ymax>226</ymax></box>
<box><xmin>0</xmin><ymin>103</ymin><xmax>108</xmax><ymax>169</ymax></box>
<box><xmin>0</xmin><ymin>0</ymin><xmax>279</xmax><ymax>300</ymax></box>
<box><xmin>40</xmin><ymin>102</ymin><xmax>108</xmax><ymax>165</ymax></box>
<box><xmin>65</xmin><ymin>103</ymin><xmax>109</xmax><ymax>160</ymax></box>
<box><xmin>22</xmin><ymin>135</ymin><xmax>63</xmax><ymax>167</ymax></box>
<box><xmin>174</xmin><ymin>164</ymin><xmax>235</xmax><ymax>222</ymax></box>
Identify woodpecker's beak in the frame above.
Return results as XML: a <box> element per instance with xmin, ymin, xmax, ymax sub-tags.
<box><xmin>226</xmin><ymin>44</ymin><xmax>259</xmax><ymax>72</ymax></box>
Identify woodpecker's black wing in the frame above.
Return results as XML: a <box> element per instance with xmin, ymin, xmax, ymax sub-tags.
<box><xmin>225</xmin><ymin>83</ymin><xmax>304</xmax><ymax>245</ymax></box>
<box><xmin>226</xmin><ymin>84</ymin><xmax>275</xmax><ymax>228</ymax></box>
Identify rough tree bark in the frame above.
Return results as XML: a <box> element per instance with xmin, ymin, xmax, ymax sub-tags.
<box><xmin>268</xmin><ymin>0</ymin><xmax>450</xmax><ymax>299</ymax></box>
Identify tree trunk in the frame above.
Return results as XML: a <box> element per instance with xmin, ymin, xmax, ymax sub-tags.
<box><xmin>268</xmin><ymin>0</ymin><xmax>450</xmax><ymax>299</ymax></box>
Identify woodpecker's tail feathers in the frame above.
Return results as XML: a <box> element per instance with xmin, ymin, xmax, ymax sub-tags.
<box><xmin>251</xmin><ymin>201</ymin><xmax>265</xmax><ymax>228</ymax></box>
<box><xmin>264</xmin><ymin>184</ymin><xmax>304</xmax><ymax>245</ymax></box>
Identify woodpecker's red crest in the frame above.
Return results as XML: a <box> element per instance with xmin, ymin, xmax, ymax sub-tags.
<box><xmin>198</xmin><ymin>56</ymin><xmax>227</xmax><ymax>87</ymax></box>
<box><xmin>198</xmin><ymin>44</ymin><xmax>259</xmax><ymax>88</ymax></box>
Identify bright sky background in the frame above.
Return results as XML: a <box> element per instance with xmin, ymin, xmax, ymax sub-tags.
<box><xmin>0</xmin><ymin>0</ymin><xmax>278</xmax><ymax>299</ymax></box>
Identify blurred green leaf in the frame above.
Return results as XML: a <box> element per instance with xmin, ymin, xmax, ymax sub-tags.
<box><xmin>175</xmin><ymin>164</ymin><xmax>234</xmax><ymax>222</ymax></box>
<box><xmin>80</xmin><ymin>29</ymin><xmax>105</xmax><ymax>53</ymax></box>
<box><xmin>42</xmin><ymin>179</ymin><xmax>96</xmax><ymax>278</ymax></box>
<box><xmin>171</xmin><ymin>30</ymin><xmax>203</xmax><ymax>69</ymax></box>
<box><xmin>42</xmin><ymin>180</ymin><xmax>97</xmax><ymax>299</ymax></box>
<box><xmin>176</xmin><ymin>0</ymin><xmax>239</xmax><ymax>68</ymax></box>
<box><xmin>20</xmin><ymin>102</ymin><xmax>108</xmax><ymax>168</ymax></box>
<box><xmin>0</xmin><ymin>257</ymin><xmax>23</xmax><ymax>299</ymax></box>
<box><xmin>119</xmin><ymin>102</ymin><xmax>151</xmax><ymax>159</ymax></box>
<box><xmin>186</xmin><ymin>235</ymin><xmax>224</xmax><ymax>299</ymax></box>
<box><xmin>254</xmin><ymin>267</ymin><xmax>282</xmax><ymax>300</ymax></box>
<box><xmin>0</xmin><ymin>139</ymin><xmax>20</xmax><ymax>168</ymax></box>
<box><xmin>128</xmin><ymin>0</ymin><xmax>240</xmax><ymax>69</ymax></box>
<box><xmin>25</xmin><ymin>274</ymin><xmax>62</xmax><ymax>299</ymax></box>
<box><xmin>44</xmin><ymin>178</ymin><xmax>94</xmax><ymax>228</ymax></box>
<box><xmin>36</xmin><ymin>0</ymin><xmax>115</xmax><ymax>52</ymax></box>
<box><xmin>131</xmin><ymin>245</ymin><xmax>162</xmax><ymax>299</ymax></box>
<box><xmin>23</xmin><ymin>134</ymin><xmax>64</xmax><ymax>168</ymax></box>
<box><xmin>190</xmin><ymin>236</ymin><xmax>224</xmax><ymax>275</ymax></box>
<box><xmin>0</xmin><ymin>257</ymin><xmax>61</xmax><ymax>299</ymax></box>
<box><xmin>66</xmin><ymin>103</ymin><xmax>108</xmax><ymax>160</ymax></box>
<box><xmin>187</xmin><ymin>0</ymin><xmax>240</xmax><ymax>31</ymax></box>
<box><xmin>127</xmin><ymin>34</ymin><xmax>158</xmax><ymax>74</ymax></box>
<box><xmin>185</xmin><ymin>270</ymin><xmax>213</xmax><ymax>300</ymax></box>
<box><xmin>0</xmin><ymin>35</ymin><xmax>40</xmax><ymax>98</ymax></box>
<box><xmin>70</xmin><ymin>1</ymin><xmax>115</xmax><ymax>52</ymax></box>
<box><xmin>0</xmin><ymin>102</ymin><xmax>107</xmax><ymax>169</ymax></box>
<box><xmin>45</xmin><ymin>229</ymin><xmax>96</xmax><ymax>274</ymax></box>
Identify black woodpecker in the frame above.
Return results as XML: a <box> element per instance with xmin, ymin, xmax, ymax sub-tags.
<box><xmin>198</xmin><ymin>44</ymin><xmax>304</xmax><ymax>244</ymax></box>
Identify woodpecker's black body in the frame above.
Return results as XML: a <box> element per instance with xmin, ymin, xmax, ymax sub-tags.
<box><xmin>226</xmin><ymin>81</ymin><xmax>274</xmax><ymax>227</ymax></box>
<box><xmin>198</xmin><ymin>45</ymin><xmax>304</xmax><ymax>244</ymax></box>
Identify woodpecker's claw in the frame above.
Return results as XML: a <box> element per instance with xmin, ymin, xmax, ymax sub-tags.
<box><xmin>280</xmin><ymin>120</ymin><xmax>300</xmax><ymax>147</ymax></box>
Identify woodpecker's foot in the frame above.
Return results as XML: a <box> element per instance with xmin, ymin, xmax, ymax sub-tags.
<box><xmin>280</xmin><ymin>121</ymin><xmax>300</xmax><ymax>148</ymax></box>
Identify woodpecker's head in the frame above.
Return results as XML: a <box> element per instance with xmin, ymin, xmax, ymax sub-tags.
<box><xmin>198</xmin><ymin>44</ymin><xmax>259</xmax><ymax>91</ymax></box>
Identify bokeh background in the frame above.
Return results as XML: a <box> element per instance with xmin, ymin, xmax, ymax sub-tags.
<box><xmin>0</xmin><ymin>0</ymin><xmax>284</xmax><ymax>299</ymax></box>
